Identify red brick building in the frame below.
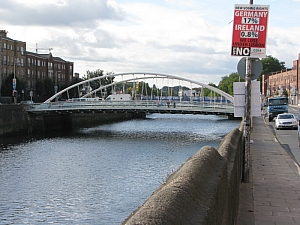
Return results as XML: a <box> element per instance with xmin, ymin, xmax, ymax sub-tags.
<box><xmin>262</xmin><ymin>54</ymin><xmax>299</xmax><ymax>104</ymax></box>
<box><xmin>0</xmin><ymin>30</ymin><xmax>74</xmax><ymax>98</ymax></box>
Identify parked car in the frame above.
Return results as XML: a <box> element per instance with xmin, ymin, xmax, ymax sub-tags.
<box><xmin>274</xmin><ymin>113</ymin><xmax>297</xmax><ymax>130</ymax></box>
<box><xmin>298</xmin><ymin>112</ymin><xmax>300</xmax><ymax>147</ymax></box>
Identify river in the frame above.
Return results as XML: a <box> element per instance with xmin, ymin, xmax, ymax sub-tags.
<box><xmin>0</xmin><ymin>114</ymin><xmax>240</xmax><ymax>224</ymax></box>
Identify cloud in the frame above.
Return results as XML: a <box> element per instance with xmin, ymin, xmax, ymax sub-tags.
<box><xmin>0</xmin><ymin>0</ymin><xmax>126</xmax><ymax>27</ymax></box>
<box><xmin>2</xmin><ymin>0</ymin><xmax>299</xmax><ymax>85</ymax></box>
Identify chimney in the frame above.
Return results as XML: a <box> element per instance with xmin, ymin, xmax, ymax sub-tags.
<box><xmin>0</xmin><ymin>30</ymin><xmax>8</xmax><ymax>38</ymax></box>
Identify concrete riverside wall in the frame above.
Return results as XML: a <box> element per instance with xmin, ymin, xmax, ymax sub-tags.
<box><xmin>0</xmin><ymin>105</ymin><xmax>32</xmax><ymax>137</ymax></box>
<box><xmin>0</xmin><ymin>105</ymin><xmax>146</xmax><ymax>137</ymax></box>
<box><xmin>122</xmin><ymin>127</ymin><xmax>243</xmax><ymax>225</ymax></box>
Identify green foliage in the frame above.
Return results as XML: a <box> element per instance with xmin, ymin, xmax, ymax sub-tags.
<box><xmin>138</xmin><ymin>81</ymin><xmax>151</xmax><ymax>95</ymax></box>
<box><xmin>1</xmin><ymin>73</ymin><xmax>25</xmax><ymax>97</ymax></box>
<box><xmin>31</xmin><ymin>77</ymin><xmax>54</xmax><ymax>101</ymax></box>
<box><xmin>218</xmin><ymin>73</ymin><xmax>244</xmax><ymax>95</ymax></box>
<box><xmin>261</xmin><ymin>55</ymin><xmax>286</xmax><ymax>75</ymax></box>
<box><xmin>203</xmin><ymin>83</ymin><xmax>217</xmax><ymax>96</ymax></box>
<box><xmin>84</xmin><ymin>69</ymin><xmax>115</xmax><ymax>97</ymax></box>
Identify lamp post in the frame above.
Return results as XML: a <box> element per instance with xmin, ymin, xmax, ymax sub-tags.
<box><xmin>54</xmin><ymin>70</ymin><xmax>61</xmax><ymax>101</ymax></box>
<box><xmin>289</xmin><ymin>71</ymin><xmax>292</xmax><ymax>104</ymax></box>
<box><xmin>12</xmin><ymin>58</ymin><xmax>20</xmax><ymax>104</ymax></box>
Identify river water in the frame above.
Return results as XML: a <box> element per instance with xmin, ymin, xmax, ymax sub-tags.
<box><xmin>0</xmin><ymin>114</ymin><xmax>240</xmax><ymax>224</ymax></box>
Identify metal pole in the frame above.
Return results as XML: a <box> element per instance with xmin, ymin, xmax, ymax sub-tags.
<box><xmin>0</xmin><ymin>34</ymin><xmax>2</xmax><ymax>98</ymax></box>
<box><xmin>13</xmin><ymin>58</ymin><xmax>17</xmax><ymax>104</ymax></box>
<box><xmin>243</xmin><ymin>0</ymin><xmax>253</xmax><ymax>183</ymax></box>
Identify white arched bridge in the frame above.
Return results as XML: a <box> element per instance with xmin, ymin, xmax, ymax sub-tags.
<box><xmin>28</xmin><ymin>72</ymin><xmax>235</xmax><ymax>117</ymax></box>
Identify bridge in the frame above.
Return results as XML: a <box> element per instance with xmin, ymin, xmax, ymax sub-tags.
<box><xmin>28</xmin><ymin>72</ymin><xmax>235</xmax><ymax>117</ymax></box>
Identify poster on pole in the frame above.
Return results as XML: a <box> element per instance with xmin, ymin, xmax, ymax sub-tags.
<box><xmin>231</xmin><ymin>4</ymin><xmax>269</xmax><ymax>58</ymax></box>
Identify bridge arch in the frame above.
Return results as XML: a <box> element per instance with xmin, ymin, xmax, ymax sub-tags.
<box><xmin>44</xmin><ymin>72</ymin><xmax>233</xmax><ymax>103</ymax></box>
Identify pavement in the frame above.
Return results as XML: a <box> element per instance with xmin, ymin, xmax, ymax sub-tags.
<box><xmin>237</xmin><ymin>116</ymin><xmax>300</xmax><ymax>225</ymax></box>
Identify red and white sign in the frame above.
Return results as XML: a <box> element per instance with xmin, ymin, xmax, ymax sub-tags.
<box><xmin>231</xmin><ymin>4</ymin><xmax>269</xmax><ymax>58</ymax></box>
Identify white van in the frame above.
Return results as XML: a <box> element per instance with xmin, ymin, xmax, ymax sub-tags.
<box><xmin>63</xmin><ymin>97</ymin><xmax>102</xmax><ymax>107</ymax></box>
<box><xmin>105</xmin><ymin>94</ymin><xmax>131</xmax><ymax>101</ymax></box>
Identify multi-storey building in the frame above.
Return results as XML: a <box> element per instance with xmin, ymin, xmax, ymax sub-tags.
<box><xmin>26</xmin><ymin>52</ymin><xmax>74</xmax><ymax>90</ymax></box>
<box><xmin>0</xmin><ymin>30</ymin><xmax>26</xmax><ymax>97</ymax></box>
<box><xmin>262</xmin><ymin>54</ymin><xmax>299</xmax><ymax>104</ymax></box>
<box><xmin>0</xmin><ymin>30</ymin><xmax>74</xmax><ymax>99</ymax></box>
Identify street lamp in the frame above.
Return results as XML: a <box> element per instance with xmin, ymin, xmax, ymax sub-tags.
<box><xmin>54</xmin><ymin>70</ymin><xmax>61</xmax><ymax>101</ymax></box>
<box><xmin>12</xmin><ymin>58</ymin><xmax>20</xmax><ymax>104</ymax></box>
<box><xmin>289</xmin><ymin>71</ymin><xmax>292</xmax><ymax>104</ymax></box>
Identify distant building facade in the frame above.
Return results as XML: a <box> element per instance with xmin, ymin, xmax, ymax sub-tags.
<box><xmin>0</xmin><ymin>30</ymin><xmax>74</xmax><ymax>98</ymax></box>
<box><xmin>261</xmin><ymin>54</ymin><xmax>299</xmax><ymax>104</ymax></box>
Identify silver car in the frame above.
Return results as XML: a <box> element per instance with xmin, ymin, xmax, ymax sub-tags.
<box><xmin>275</xmin><ymin>113</ymin><xmax>297</xmax><ymax>130</ymax></box>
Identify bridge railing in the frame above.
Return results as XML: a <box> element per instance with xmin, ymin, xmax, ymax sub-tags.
<box><xmin>32</xmin><ymin>100</ymin><xmax>234</xmax><ymax>112</ymax></box>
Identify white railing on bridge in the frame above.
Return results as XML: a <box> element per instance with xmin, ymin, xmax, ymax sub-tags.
<box><xmin>30</xmin><ymin>100</ymin><xmax>234</xmax><ymax>114</ymax></box>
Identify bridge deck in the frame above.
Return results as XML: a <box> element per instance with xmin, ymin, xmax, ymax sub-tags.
<box><xmin>27</xmin><ymin>101</ymin><xmax>234</xmax><ymax>116</ymax></box>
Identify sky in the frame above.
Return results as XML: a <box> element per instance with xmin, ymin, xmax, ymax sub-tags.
<box><xmin>1</xmin><ymin>0</ymin><xmax>300</xmax><ymax>85</ymax></box>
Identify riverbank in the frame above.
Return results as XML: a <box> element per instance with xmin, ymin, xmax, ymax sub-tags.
<box><xmin>0</xmin><ymin>104</ymin><xmax>145</xmax><ymax>137</ymax></box>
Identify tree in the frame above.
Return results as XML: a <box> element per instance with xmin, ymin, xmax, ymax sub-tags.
<box><xmin>218</xmin><ymin>73</ymin><xmax>244</xmax><ymax>96</ymax></box>
<box><xmin>44</xmin><ymin>77</ymin><xmax>54</xmax><ymax>99</ymax></box>
<box><xmin>84</xmin><ymin>69</ymin><xmax>115</xmax><ymax>97</ymax></box>
<box><xmin>1</xmin><ymin>73</ymin><xmax>25</xmax><ymax>98</ymax></box>
<box><xmin>261</xmin><ymin>55</ymin><xmax>286</xmax><ymax>75</ymax></box>
<box><xmin>35</xmin><ymin>80</ymin><xmax>45</xmax><ymax>99</ymax></box>
<box><xmin>203</xmin><ymin>83</ymin><xmax>218</xmax><ymax>96</ymax></box>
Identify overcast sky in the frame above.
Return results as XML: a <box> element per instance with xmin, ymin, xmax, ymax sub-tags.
<box><xmin>1</xmin><ymin>0</ymin><xmax>300</xmax><ymax>84</ymax></box>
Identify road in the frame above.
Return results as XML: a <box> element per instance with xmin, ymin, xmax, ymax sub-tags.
<box><xmin>263</xmin><ymin>105</ymin><xmax>300</xmax><ymax>166</ymax></box>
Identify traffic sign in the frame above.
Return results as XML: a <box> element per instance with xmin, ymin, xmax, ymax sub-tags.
<box><xmin>237</xmin><ymin>57</ymin><xmax>262</xmax><ymax>80</ymax></box>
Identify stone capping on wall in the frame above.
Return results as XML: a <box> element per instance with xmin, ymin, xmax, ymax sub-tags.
<box><xmin>122</xmin><ymin>126</ymin><xmax>243</xmax><ymax>225</ymax></box>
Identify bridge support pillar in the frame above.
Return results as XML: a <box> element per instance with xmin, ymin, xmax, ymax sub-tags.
<box><xmin>29</xmin><ymin>115</ymin><xmax>46</xmax><ymax>134</ymax></box>
<box><xmin>227</xmin><ymin>115</ymin><xmax>242</xmax><ymax>120</ymax></box>
<box><xmin>131</xmin><ymin>113</ymin><xmax>146</xmax><ymax>119</ymax></box>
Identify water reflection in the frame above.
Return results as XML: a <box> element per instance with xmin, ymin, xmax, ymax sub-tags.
<box><xmin>0</xmin><ymin>114</ymin><xmax>240</xmax><ymax>224</ymax></box>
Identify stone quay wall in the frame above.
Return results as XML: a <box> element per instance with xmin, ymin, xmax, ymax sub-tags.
<box><xmin>0</xmin><ymin>104</ymin><xmax>146</xmax><ymax>137</ymax></box>
<box><xmin>122</xmin><ymin>126</ymin><xmax>244</xmax><ymax>225</ymax></box>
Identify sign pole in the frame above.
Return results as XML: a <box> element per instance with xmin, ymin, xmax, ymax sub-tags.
<box><xmin>231</xmin><ymin>0</ymin><xmax>269</xmax><ymax>182</ymax></box>
<box><xmin>243</xmin><ymin>0</ymin><xmax>254</xmax><ymax>183</ymax></box>
<box><xmin>244</xmin><ymin>58</ymin><xmax>251</xmax><ymax>182</ymax></box>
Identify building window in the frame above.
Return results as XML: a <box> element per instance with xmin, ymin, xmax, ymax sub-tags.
<box><xmin>27</xmin><ymin>69</ymin><xmax>31</xmax><ymax>77</ymax></box>
<box><xmin>37</xmin><ymin>71</ymin><xmax>40</xmax><ymax>79</ymax></box>
<box><xmin>37</xmin><ymin>60</ymin><xmax>41</xmax><ymax>66</ymax></box>
<box><xmin>3</xmin><ymin>43</ymin><xmax>6</xmax><ymax>49</ymax></box>
<box><xmin>21</xmin><ymin>58</ymin><xmax>24</xmax><ymax>67</ymax></box>
<box><xmin>21</xmin><ymin>47</ymin><xmax>24</xmax><ymax>55</ymax></box>
<box><xmin>3</xmin><ymin>56</ymin><xmax>6</xmax><ymax>65</ymax></box>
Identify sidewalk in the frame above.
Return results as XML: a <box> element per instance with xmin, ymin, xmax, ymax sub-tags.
<box><xmin>237</xmin><ymin>116</ymin><xmax>300</xmax><ymax>225</ymax></box>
